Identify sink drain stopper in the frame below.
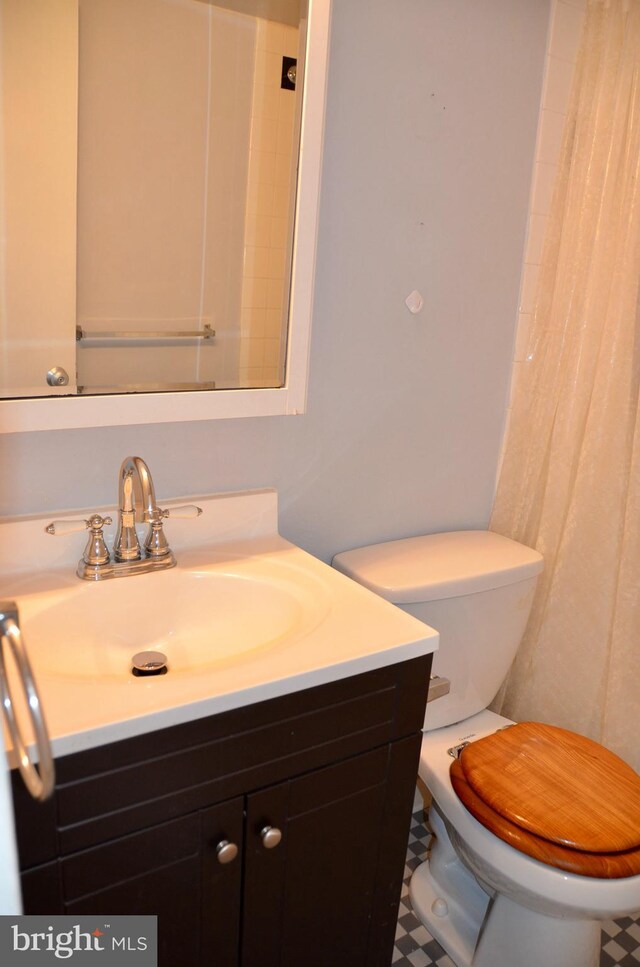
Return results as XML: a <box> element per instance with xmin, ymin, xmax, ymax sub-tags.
<box><xmin>131</xmin><ymin>651</ymin><xmax>168</xmax><ymax>676</ymax></box>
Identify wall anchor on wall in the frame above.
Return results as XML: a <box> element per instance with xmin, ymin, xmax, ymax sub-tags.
<box><xmin>405</xmin><ymin>290</ymin><xmax>424</xmax><ymax>314</ymax></box>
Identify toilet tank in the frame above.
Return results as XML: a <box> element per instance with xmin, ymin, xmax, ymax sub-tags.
<box><xmin>332</xmin><ymin>531</ymin><xmax>543</xmax><ymax>731</ymax></box>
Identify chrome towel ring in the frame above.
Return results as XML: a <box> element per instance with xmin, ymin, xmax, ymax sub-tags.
<box><xmin>0</xmin><ymin>602</ymin><xmax>54</xmax><ymax>801</ymax></box>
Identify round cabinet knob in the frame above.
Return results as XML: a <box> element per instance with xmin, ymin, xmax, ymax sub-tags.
<box><xmin>215</xmin><ymin>840</ymin><xmax>238</xmax><ymax>865</ymax></box>
<box><xmin>260</xmin><ymin>826</ymin><xmax>282</xmax><ymax>850</ymax></box>
<box><xmin>46</xmin><ymin>366</ymin><xmax>70</xmax><ymax>387</ymax></box>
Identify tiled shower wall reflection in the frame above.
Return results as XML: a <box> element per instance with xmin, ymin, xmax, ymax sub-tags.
<box><xmin>239</xmin><ymin>19</ymin><xmax>300</xmax><ymax>388</ymax></box>
<box><xmin>76</xmin><ymin>1</ymin><xmax>299</xmax><ymax>393</ymax></box>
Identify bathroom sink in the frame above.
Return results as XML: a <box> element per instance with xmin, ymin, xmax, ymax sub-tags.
<box><xmin>11</xmin><ymin>556</ymin><xmax>331</xmax><ymax>684</ymax></box>
<box><xmin>0</xmin><ymin>489</ymin><xmax>438</xmax><ymax>760</ymax></box>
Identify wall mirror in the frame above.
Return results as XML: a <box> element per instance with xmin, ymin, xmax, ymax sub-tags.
<box><xmin>0</xmin><ymin>0</ymin><xmax>330</xmax><ymax>432</ymax></box>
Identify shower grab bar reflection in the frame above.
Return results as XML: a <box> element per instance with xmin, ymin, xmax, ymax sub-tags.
<box><xmin>77</xmin><ymin>381</ymin><xmax>216</xmax><ymax>395</ymax></box>
<box><xmin>76</xmin><ymin>324</ymin><xmax>216</xmax><ymax>342</ymax></box>
<box><xmin>0</xmin><ymin>602</ymin><xmax>55</xmax><ymax>801</ymax></box>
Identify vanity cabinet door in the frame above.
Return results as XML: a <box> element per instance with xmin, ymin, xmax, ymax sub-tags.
<box><xmin>60</xmin><ymin>812</ymin><xmax>202</xmax><ymax>964</ymax></box>
<box><xmin>13</xmin><ymin>657</ymin><xmax>430</xmax><ymax>967</ymax></box>
<box><xmin>241</xmin><ymin>736</ymin><xmax>421</xmax><ymax>967</ymax></box>
<box><xmin>61</xmin><ymin>797</ymin><xmax>243</xmax><ymax>967</ymax></box>
<box><xmin>200</xmin><ymin>798</ymin><xmax>244</xmax><ymax>966</ymax></box>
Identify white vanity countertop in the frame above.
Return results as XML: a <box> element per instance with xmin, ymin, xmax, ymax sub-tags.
<box><xmin>0</xmin><ymin>490</ymin><xmax>438</xmax><ymax>764</ymax></box>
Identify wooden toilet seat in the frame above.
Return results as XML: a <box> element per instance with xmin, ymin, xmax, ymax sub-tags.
<box><xmin>450</xmin><ymin>722</ymin><xmax>640</xmax><ymax>878</ymax></box>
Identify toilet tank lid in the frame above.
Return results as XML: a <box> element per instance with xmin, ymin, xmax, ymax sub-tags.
<box><xmin>332</xmin><ymin>531</ymin><xmax>544</xmax><ymax>603</ymax></box>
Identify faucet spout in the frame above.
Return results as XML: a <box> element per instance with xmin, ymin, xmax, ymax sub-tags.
<box><xmin>45</xmin><ymin>455</ymin><xmax>200</xmax><ymax>580</ymax></box>
<box><xmin>114</xmin><ymin>456</ymin><xmax>163</xmax><ymax>562</ymax></box>
<box><xmin>119</xmin><ymin>456</ymin><xmax>158</xmax><ymax>524</ymax></box>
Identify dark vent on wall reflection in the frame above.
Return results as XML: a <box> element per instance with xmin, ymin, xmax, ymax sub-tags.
<box><xmin>281</xmin><ymin>56</ymin><xmax>297</xmax><ymax>90</ymax></box>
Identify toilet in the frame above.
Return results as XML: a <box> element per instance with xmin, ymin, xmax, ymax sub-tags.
<box><xmin>332</xmin><ymin>530</ymin><xmax>640</xmax><ymax>967</ymax></box>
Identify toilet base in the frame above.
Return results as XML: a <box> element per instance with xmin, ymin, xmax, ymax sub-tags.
<box><xmin>409</xmin><ymin>807</ymin><xmax>600</xmax><ymax>967</ymax></box>
<box><xmin>409</xmin><ymin>806</ymin><xmax>491</xmax><ymax>967</ymax></box>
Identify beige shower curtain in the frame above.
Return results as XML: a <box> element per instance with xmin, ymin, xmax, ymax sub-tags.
<box><xmin>491</xmin><ymin>0</ymin><xmax>640</xmax><ymax>771</ymax></box>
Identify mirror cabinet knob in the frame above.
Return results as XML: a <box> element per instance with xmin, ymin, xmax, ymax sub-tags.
<box><xmin>46</xmin><ymin>366</ymin><xmax>70</xmax><ymax>387</ymax></box>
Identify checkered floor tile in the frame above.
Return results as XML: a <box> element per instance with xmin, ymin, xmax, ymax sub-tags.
<box><xmin>393</xmin><ymin>811</ymin><xmax>640</xmax><ymax>967</ymax></box>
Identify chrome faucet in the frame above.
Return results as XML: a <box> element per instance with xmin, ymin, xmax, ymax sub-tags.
<box><xmin>45</xmin><ymin>456</ymin><xmax>202</xmax><ymax>581</ymax></box>
<box><xmin>114</xmin><ymin>456</ymin><xmax>167</xmax><ymax>564</ymax></box>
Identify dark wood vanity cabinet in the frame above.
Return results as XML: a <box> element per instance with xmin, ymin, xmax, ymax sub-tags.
<box><xmin>11</xmin><ymin>655</ymin><xmax>431</xmax><ymax>967</ymax></box>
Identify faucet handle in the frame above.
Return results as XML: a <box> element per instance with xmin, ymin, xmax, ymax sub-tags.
<box><xmin>142</xmin><ymin>505</ymin><xmax>202</xmax><ymax>560</ymax></box>
<box><xmin>46</xmin><ymin>515</ymin><xmax>112</xmax><ymax>571</ymax></box>
<box><xmin>159</xmin><ymin>504</ymin><xmax>203</xmax><ymax>520</ymax></box>
<box><xmin>45</xmin><ymin>515</ymin><xmax>113</xmax><ymax>536</ymax></box>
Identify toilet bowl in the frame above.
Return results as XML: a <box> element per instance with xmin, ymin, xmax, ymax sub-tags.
<box><xmin>332</xmin><ymin>531</ymin><xmax>640</xmax><ymax>967</ymax></box>
<box><xmin>412</xmin><ymin>710</ymin><xmax>640</xmax><ymax>967</ymax></box>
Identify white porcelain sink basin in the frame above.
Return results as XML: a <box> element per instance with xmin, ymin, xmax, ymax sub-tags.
<box><xmin>12</xmin><ymin>556</ymin><xmax>331</xmax><ymax>684</ymax></box>
<box><xmin>0</xmin><ymin>490</ymin><xmax>437</xmax><ymax>760</ymax></box>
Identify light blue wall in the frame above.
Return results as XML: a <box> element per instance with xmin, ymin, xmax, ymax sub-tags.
<box><xmin>0</xmin><ymin>0</ymin><xmax>550</xmax><ymax>563</ymax></box>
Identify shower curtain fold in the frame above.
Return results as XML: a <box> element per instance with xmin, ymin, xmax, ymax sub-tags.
<box><xmin>491</xmin><ymin>0</ymin><xmax>640</xmax><ymax>771</ymax></box>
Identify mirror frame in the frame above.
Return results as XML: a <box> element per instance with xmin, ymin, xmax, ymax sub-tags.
<box><xmin>0</xmin><ymin>0</ymin><xmax>331</xmax><ymax>434</ymax></box>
